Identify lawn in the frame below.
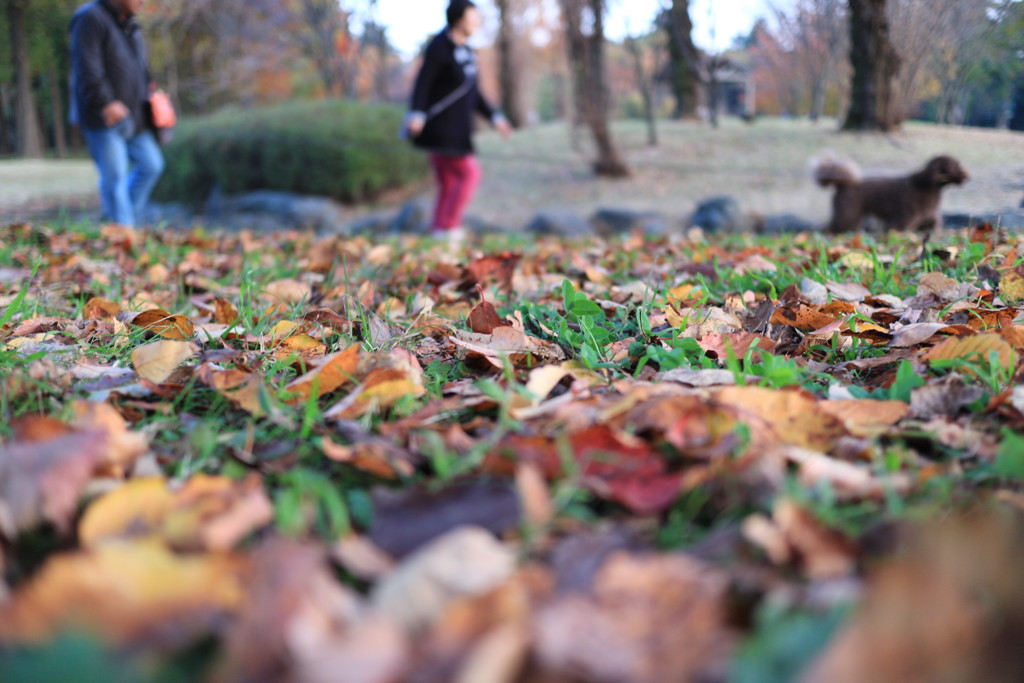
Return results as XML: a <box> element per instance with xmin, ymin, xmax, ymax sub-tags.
<box><xmin>1</xmin><ymin>218</ymin><xmax>1023</xmax><ymax>681</ymax></box>
<box><xmin>4</xmin><ymin>118</ymin><xmax>1024</xmax><ymax>229</ymax></box>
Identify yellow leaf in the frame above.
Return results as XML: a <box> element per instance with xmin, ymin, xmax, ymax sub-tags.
<box><xmin>131</xmin><ymin>340</ymin><xmax>199</xmax><ymax>384</ymax></box>
<box><xmin>1000</xmin><ymin>267</ymin><xmax>1024</xmax><ymax>305</ymax></box>
<box><xmin>79</xmin><ymin>479</ymin><xmax>174</xmax><ymax>548</ymax></box>
<box><xmin>922</xmin><ymin>333</ymin><xmax>1017</xmax><ymax>369</ymax></box>
<box><xmin>714</xmin><ymin>386</ymin><xmax>847</xmax><ymax>452</ymax></box>
<box><xmin>0</xmin><ymin>541</ymin><xmax>245</xmax><ymax>645</ymax></box>
<box><xmin>285</xmin><ymin>344</ymin><xmax>361</xmax><ymax>404</ymax></box>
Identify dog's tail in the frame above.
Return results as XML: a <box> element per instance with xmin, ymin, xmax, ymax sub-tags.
<box><xmin>813</xmin><ymin>153</ymin><xmax>862</xmax><ymax>188</ymax></box>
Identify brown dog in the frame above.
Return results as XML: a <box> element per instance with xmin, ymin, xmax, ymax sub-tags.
<box><xmin>815</xmin><ymin>155</ymin><xmax>969</xmax><ymax>234</ymax></box>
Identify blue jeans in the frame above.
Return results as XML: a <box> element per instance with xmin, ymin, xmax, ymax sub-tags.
<box><xmin>82</xmin><ymin>119</ymin><xmax>165</xmax><ymax>227</ymax></box>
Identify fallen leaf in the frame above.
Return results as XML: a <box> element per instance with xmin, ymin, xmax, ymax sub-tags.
<box><xmin>196</xmin><ymin>364</ymin><xmax>267</xmax><ymax>417</ymax></box>
<box><xmin>371</xmin><ymin>527</ymin><xmax>516</xmax><ymax>632</ymax></box>
<box><xmin>0</xmin><ymin>430</ymin><xmax>107</xmax><ymax>537</ymax></box>
<box><xmin>80</xmin><ymin>475</ymin><xmax>273</xmax><ymax>552</ymax></box>
<box><xmin>819</xmin><ymin>400</ymin><xmax>910</xmax><ymax>437</ymax></box>
<box><xmin>923</xmin><ymin>333</ymin><xmax>1017</xmax><ymax>369</ymax></box>
<box><xmin>132</xmin><ymin>309</ymin><xmax>196</xmax><ymax>341</ymax></box>
<box><xmin>0</xmin><ymin>540</ymin><xmax>245</xmax><ymax>646</ymax></box>
<box><xmin>285</xmin><ymin>344</ymin><xmax>361</xmax><ymax>404</ymax></box>
<box><xmin>71</xmin><ymin>401</ymin><xmax>150</xmax><ymax>474</ymax></box>
<box><xmin>715</xmin><ymin>387</ymin><xmax>848</xmax><ymax>452</ymax></box>
<box><xmin>83</xmin><ymin>297</ymin><xmax>121</xmax><ymax>321</ymax></box>
<box><xmin>131</xmin><ymin>340</ymin><xmax>200</xmax><ymax>384</ymax></box>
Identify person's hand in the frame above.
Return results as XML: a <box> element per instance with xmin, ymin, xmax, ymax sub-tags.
<box><xmin>102</xmin><ymin>101</ymin><xmax>130</xmax><ymax>127</ymax></box>
<box><xmin>495</xmin><ymin>118</ymin><xmax>512</xmax><ymax>140</ymax></box>
<box><xmin>407</xmin><ymin>117</ymin><xmax>425</xmax><ymax>139</ymax></box>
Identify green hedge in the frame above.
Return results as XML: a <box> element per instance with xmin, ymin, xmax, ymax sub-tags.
<box><xmin>153</xmin><ymin>100</ymin><xmax>429</xmax><ymax>206</ymax></box>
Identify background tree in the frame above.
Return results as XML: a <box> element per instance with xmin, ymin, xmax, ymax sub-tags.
<box><xmin>4</xmin><ymin>0</ymin><xmax>44</xmax><ymax>158</ymax></box>
<box><xmin>495</xmin><ymin>0</ymin><xmax>527</xmax><ymax>128</ymax></box>
<box><xmin>660</xmin><ymin>0</ymin><xmax>701</xmax><ymax>119</ymax></box>
<box><xmin>624</xmin><ymin>31</ymin><xmax>661</xmax><ymax>146</ymax></box>
<box><xmin>843</xmin><ymin>0</ymin><xmax>900</xmax><ymax>131</ymax></box>
<box><xmin>560</xmin><ymin>0</ymin><xmax>629</xmax><ymax>177</ymax></box>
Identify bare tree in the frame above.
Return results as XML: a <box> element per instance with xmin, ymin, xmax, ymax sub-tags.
<box><xmin>295</xmin><ymin>0</ymin><xmax>352</xmax><ymax>98</ymax></box>
<box><xmin>843</xmin><ymin>0</ymin><xmax>900</xmax><ymax>131</ymax></box>
<box><xmin>495</xmin><ymin>0</ymin><xmax>527</xmax><ymax>128</ymax></box>
<box><xmin>5</xmin><ymin>0</ymin><xmax>44</xmax><ymax>157</ymax></box>
<box><xmin>624</xmin><ymin>33</ymin><xmax>660</xmax><ymax>146</ymax></box>
<box><xmin>769</xmin><ymin>0</ymin><xmax>848</xmax><ymax>121</ymax></box>
<box><xmin>660</xmin><ymin>0</ymin><xmax>701</xmax><ymax>119</ymax></box>
<box><xmin>560</xmin><ymin>0</ymin><xmax>629</xmax><ymax>177</ymax></box>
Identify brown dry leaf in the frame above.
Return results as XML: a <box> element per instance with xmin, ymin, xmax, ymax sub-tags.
<box><xmin>770</xmin><ymin>303</ymin><xmax>839</xmax><ymax>332</ymax></box>
<box><xmin>0</xmin><ymin>540</ymin><xmax>246</xmax><ymax>646</ymax></box>
<box><xmin>285</xmin><ymin>343</ymin><xmax>361</xmax><ymax>404</ymax></box>
<box><xmin>450</xmin><ymin>327</ymin><xmax>566</xmax><ymax>367</ymax></box>
<box><xmin>264</xmin><ymin>278</ymin><xmax>313</xmax><ymax>304</ymax></box>
<box><xmin>744</xmin><ymin>500</ymin><xmax>856</xmax><ymax>580</ymax></box>
<box><xmin>320</xmin><ymin>438</ymin><xmax>413</xmax><ymax>480</ymax></box>
<box><xmin>371</xmin><ymin>527</ymin><xmax>516</xmax><ymax>632</ymax></box>
<box><xmin>802</xmin><ymin>514</ymin><xmax>1024</xmax><ymax>683</ymax></box>
<box><xmin>819</xmin><ymin>400</ymin><xmax>910</xmax><ymax>437</ymax></box>
<box><xmin>0</xmin><ymin>430</ymin><xmax>107</xmax><ymax>537</ymax></box>
<box><xmin>131</xmin><ymin>340</ymin><xmax>200</xmax><ymax>384</ymax></box>
<box><xmin>132</xmin><ymin>308</ymin><xmax>196</xmax><ymax>341</ymax></box>
<box><xmin>214</xmin><ymin>297</ymin><xmax>240</xmax><ymax>325</ymax></box>
<box><xmin>922</xmin><ymin>333</ymin><xmax>1017</xmax><ymax>369</ymax></box>
<box><xmin>324</xmin><ymin>367</ymin><xmax>427</xmax><ymax>420</ymax></box>
<box><xmin>535</xmin><ymin>553</ymin><xmax>732</xmax><ymax>683</ymax></box>
<box><xmin>80</xmin><ymin>475</ymin><xmax>273</xmax><ymax>552</ymax></box>
<box><xmin>889</xmin><ymin>323</ymin><xmax>949</xmax><ymax>348</ymax></box>
<box><xmin>781</xmin><ymin>446</ymin><xmax>913</xmax><ymax>500</ymax></box>
<box><xmin>196</xmin><ymin>364</ymin><xmax>267</xmax><ymax>417</ymax></box>
<box><xmin>83</xmin><ymin>297</ymin><xmax>121</xmax><ymax>321</ymax></box>
<box><xmin>516</xmin><ymin>462</ymin><xmax>554</xmax><ymax>528</ymax></box>
<box><xmin>467</xmin><ymin>287</ymin><xmax>510</xmax><ymax>335</ymax></box>
<box><xmin>714</xmin><ymin>387</ymin><xmax>847</xmax><ymax>452</ymax></box>
<box><xmin>71</xmin><ymin>401</ymin><xmax>150</xmax><ymax>474</ymax></box>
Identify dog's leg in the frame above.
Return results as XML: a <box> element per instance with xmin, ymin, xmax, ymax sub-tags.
<box><xmin>916</xmin><ymin>215</ymin><xmax>939</xmax><ymax>262</ymax></box>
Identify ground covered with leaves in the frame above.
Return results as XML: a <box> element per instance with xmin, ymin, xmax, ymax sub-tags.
<box><xmin>2</xmin><ymin>221</ymin><xmax>1024</xmax><ymax>682</ymax></box>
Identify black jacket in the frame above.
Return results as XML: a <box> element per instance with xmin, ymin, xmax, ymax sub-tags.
<box><xmin>410</xmin><ymin>31</ymin><xmax>500</xmax><ymax>156</ymax></box>
<box><xmin>70</xmin><ymin>0</ymin><xmax>151</xmax><ymax>132</ymax></box>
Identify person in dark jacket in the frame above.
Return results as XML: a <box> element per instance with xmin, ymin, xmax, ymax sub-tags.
<box><xmin>407</xmin><ymin>0</ymin><xmax>511</xmax><ymax>245</ymax></box>
<box><xmin>70</xmin><ymin>0</ymin><xmax>164</xmax><ymax>228</ymax></box>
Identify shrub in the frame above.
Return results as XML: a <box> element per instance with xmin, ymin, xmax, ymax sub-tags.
<box><xmin>153</xmin><ymin>100</ymin><xmax>429</xmax><ymax>206</ymax></box>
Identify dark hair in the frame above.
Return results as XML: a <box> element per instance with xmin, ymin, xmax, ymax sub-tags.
<box><xmin>446</xmin><ymin>0</ymin><xmax>477</xmax><ymax>28</ymax></box>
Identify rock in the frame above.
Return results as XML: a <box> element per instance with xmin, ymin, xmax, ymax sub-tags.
<box><xmin>371</xmin><ymin>527</ymin><xmax>515</xmax><ymax>633</ymax></box>
<box><xmin>944</xmin><ymin>211</ymin><xmax>1024</xmax><ymax>231</ymax></box>
<box><xmin>526</xmin><ymin>210</ymin><xmax>595</xmax><ymax>237</ymax></box>
<box><xmin>388</xmin><ymin>199</ymin><xmax>432</xmax><ymax>234</ymax></box>
<box><xmin>343</xmin><ymin>212</ymin><xmax>393</xmax><ymax>235</ymax></box>
<box><xmin>689</xmin><ymin>196</ymin><xmax>750</xmax><ymax>233</ymax></box>
<box><xmin>759</xmin><ymin>213</ymin><xmax>817</xmax><ymax>235</ymax></box>
<box><xmin>590</xmin><ymin>208</ymin><xmax>673</xmax><ymax>236</ymax></box>
<box><xmin>204</xmin><ymin>190</ymin><xmax>348</xmax><ymax>232</ymax></box>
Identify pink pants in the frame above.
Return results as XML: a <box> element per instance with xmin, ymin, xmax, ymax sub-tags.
<box><xmin>429</xmin><ymin>153</ymin><xmax>481</xmax><ymax>231</ymax></box>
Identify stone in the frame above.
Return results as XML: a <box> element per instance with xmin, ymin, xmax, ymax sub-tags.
<box><xmin>526</xmin><ymin>210</ymin><xmax>595</xmax><ymax>237</ymax></box>
<box><xmin>759</xmin><ymin>213</ymin><xmax>817</xmax><ymax>234</ymax></box>
<box><xmin>388</xmin><ymin>199</ymin><xmax>432</xmax><ymax>234</ymax></box>
<box><xmin>689</xmin><ymin>196</ymin><xmax>749</xmax><ymax>233</ymax></box>
<box><xmin>590</xmin><ymin>208</ymin><xmax>673</xmax><ymax>236</ymax></box>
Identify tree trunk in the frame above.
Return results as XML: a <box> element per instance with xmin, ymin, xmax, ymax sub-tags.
<box><xmin>49</xmin><ymin>66</ymin><xmax>68</xmax><ymax>159</ymax></box>
<box><xmin>0</xmin><ymin>85</ymin><xmax>11</xmax><ymax>155</ymax></box>
<box><xmin>843</xmin><ymin>0</ymin><xmax>901</xmax><ymax>132</ymax></box>
<box><xmin>8</xmin><ymin>0</ymin><xmax>44</xmax><ymax>158</ymax></box>
<box><xmin>495</xmin><ymin>0</ymin><xmax>526</xmax><ymax>128</ymax></box>
<box><xmin>663</xmin><ymin>0</ymin><xmax>701</xmax><ymax>119</ymax></box>
<box><xmin>561</xmin><ymin>0</ymin><xmax>629</xmax><ymax>178</ymax></box>
<box><xmin>625</xmin><ymin>36</ymin><xmax>657</xmax><ymax>146</ymax></box>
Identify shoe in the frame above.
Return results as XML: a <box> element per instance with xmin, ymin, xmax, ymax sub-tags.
<box><xmin>431</xmin><ymin>227</ymin><xmax>468</xmax><ymax>249</ymax></box>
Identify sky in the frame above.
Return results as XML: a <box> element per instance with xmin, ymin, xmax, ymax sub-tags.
<box><xmin>370</xmin><ymin>0</ymin><xmax>789</xmax><ymax>58</ymax></box>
